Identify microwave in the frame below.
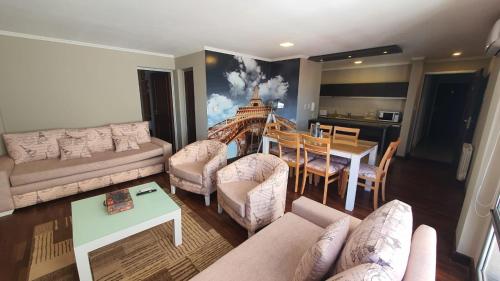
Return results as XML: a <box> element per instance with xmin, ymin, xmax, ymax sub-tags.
<box><xmin>378</xmin><ymin>111</ymin><xmax>401</xmax><ymax>122</ymax></box>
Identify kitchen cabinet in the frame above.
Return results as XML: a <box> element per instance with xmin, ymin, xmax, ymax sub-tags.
<box><xmin>320</xmin><ymin>82</ymin><xmax>408</xmax><ymax>98</ymax></box>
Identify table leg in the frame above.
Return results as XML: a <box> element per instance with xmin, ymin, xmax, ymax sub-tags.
<box><xmin>345</xmin><ymin>156</ymin><xmax>361</xmax><ymax>211</ymax></box>
<box><xmin>173</xmin><ymin>212</ymin><xmax>182</xmax><ymax>246</ymax></box>
<box><xmin>262</xmin><ymin>136</ymin><xmax>270</xmax><ymax>154</ymax></box>
<box><xmin>74</xmin><ymin>247</ymin><xmax>93</xmax><ymax>281</ymax></box>
<box><xmin>365</xmin><ymin>146</ymin><xmax>379</xmax><ymax>191</ymax></box>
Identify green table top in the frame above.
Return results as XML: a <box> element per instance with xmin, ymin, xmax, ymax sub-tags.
<box><xmin>71</xmin><ymin>182</ymin><xmax>179</xmax><ymax>247</ymax></box>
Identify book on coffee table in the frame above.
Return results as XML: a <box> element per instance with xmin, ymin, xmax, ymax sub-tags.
<box><xmin>104</xmin><ymin>188</ymin><xmax>134</xmax><ymax>214</ymax></box>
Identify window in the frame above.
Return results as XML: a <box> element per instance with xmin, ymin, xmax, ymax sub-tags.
<box><xmin>477</xmin><ymin>194</ymin><xmax>500</xmax><ymax>281</ymax></box>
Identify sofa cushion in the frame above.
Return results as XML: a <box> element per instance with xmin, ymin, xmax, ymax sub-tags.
<box><xmin>293</xmin><ymin>217</ymin><xmax>350</xmax><ymax>281</ymax></box>
<box><xmin>335</xmin><ymin>200</ymin><xmax>413</xmax><ymax>280</ymax></box>
<box><xmin>190</xmin><ymin>212</ymin><xmax>324</xmax><ymax>281</ymax></box>
<box><xmin>110</xmin><ymin>121</ymin><xmax>151</xmax><ymax>144</ymax></box>
<box><xmin>325</xmin><ymin>263</ymin><xmax>392</xmax><ymax>281</ymax></box>
<box><xmin>58</xmin><ymin>137</ymin><xmax>92</xmax><ymax>160</ymax></box>
<box><xmin>3</xmin><ymin>129</ymin><xmax>65</xmax><ymax>164</ymax></box>
<box><xmin>10</xmin><ymin>142</ymin><xmax>163</xmax><ymax>187</ymax></box>
<box><xmin>65</xmin><ymin>126</ymin><xmax>113</xmax><ymax>153</ymax></box>
<box><xmin>113</xmin><ymin>135</ymin><xmax>140</xmax><ymax>152</ymax></box>
<box><xmin>218</xmin><ymin>180</ymin><xmax>260</xmax><ymax>217</ymax></box>
<box><xmin>170</xmin><ymin>162</ymin><xmax>205</xmax><ymax>184</ymax></box>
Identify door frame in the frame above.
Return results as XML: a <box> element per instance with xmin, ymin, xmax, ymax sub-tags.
<box><xmin>137</xmin><ymin>67</ymin><xmax>179</xmax><ymax>151</ymax></box>
<box><xmin>409</xmin><ymin>70</ymin><xmax>477</xmax><ymax>151</ymax></box>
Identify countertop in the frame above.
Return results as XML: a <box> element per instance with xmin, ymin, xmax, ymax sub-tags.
<box><xmin>313</xmin><ymin>116</ymin><xmax>401</xmax><ymax>128</ymax></box>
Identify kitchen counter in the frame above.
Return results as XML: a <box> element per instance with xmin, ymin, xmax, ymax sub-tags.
<box><xmin>316</xmin><ymin>116</ymin><xmax>401</xmax><ymax>127</ymax></box>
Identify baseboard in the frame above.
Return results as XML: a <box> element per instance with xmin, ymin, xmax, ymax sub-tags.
<box><xmin>451</xmin><ymin>251</ymin><xmax>475</xmax><ymax>281</ymax></box>
<box><xmin>0</xmin><ymin>209</ymin><xmax>14</xmax><ymax>217</ymax></box>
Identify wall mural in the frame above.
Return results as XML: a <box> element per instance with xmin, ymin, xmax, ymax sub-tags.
<box><xmin>205</xmin><ymin>50</ymin><xmax>300</xmax><ymax>158</ymax></box>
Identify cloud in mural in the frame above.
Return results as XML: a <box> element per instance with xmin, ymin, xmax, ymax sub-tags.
<box><xmin>259</xmin><ymin>75</ymin><xmax>289</xmax><ymax>102</ymax></box>
<box><xmin>225</xmin><ymin>56</ymin><xmax>288</xmax><ymax>103</ymax></box>
<box><xmin>207</xmin><ymin>93</ymin><xmax>239</xmax><ymax>127</ymax></box>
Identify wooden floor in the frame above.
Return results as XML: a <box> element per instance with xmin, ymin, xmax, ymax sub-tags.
<box><xmin>0</xmin><ymin>157</ymin><xmax>469</xmax><ymax>281</ymax></box>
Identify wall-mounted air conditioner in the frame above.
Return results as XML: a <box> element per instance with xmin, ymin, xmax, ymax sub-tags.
<box><xmin>486</xmin><ymin>19</ymin><xmax>500</xmax><ymax>56</ymax></box>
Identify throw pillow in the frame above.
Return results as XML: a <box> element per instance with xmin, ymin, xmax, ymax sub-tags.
<box><xmin>113</xmin><ymin>135</ymin><xmax>140</xmax><ymax>152</ymax></box>
<box><xmin>335</xmin><ymin>200</ymin><xmax>413</xmax><ymax>281</ymax></box>
<box><xmin>3</xmin><ymin>129</ymin><xmax>66</xmax><ymax>164</ymax></box>
<box><xmin>325</xmin><ymin>263</ymin><xmax>392</xmax><ymax>281</ymax></box>
<box><xmin>292</xmin><ymin>217</ymin><xmax>350</xmax><ymax>281</ymax></box>
<box><xmin>58</xmin><ymin>136</ymin><xmax>92</xmax><ymax>160</ymax></box>
<box><xmin>110</xmin><ymin>121</ymin><xmax>151</xmax><ymax>144</ymax></box>
<box><xmin>65</xmin><ymin>126</ymin><xmax>113</xmax><ymax>153</ymax></box>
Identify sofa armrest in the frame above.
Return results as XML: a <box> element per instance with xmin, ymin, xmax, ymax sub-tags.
<box><xmin>151</xmin><ymin>137</ymin><xmax>172</xmax><ymax>169</ymax></box>
<box><xmin>0</xmin><ymin>156</ymin><xmax>14</xmax><ymax>213</ymax></box>
<box><xmin>292</xmin><ymin>197</ymin><xmax>361</xmax><ymax>233</ymax></box>
<box><xmin>403</xmin><ymin>225</ymin><xmax>437</xmax><ymax>281</ymax></box>
<box><xmin>203</xmin><ymin>145</ymin><xmax>227</xmax><ymax>190</ymax></box>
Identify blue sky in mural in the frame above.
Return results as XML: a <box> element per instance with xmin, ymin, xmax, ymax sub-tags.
<box><xmin>205</xmin><ymin>50</ymin><xmax>299</xmax><ymax>157</ymax></box>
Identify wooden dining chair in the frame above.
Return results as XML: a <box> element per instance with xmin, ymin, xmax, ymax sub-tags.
<box><xmin>276</xmin><ymin>130</ymin><xmax>307</xmax><ymax>192</ymax></box>
<box><xmin>332</xmin><ymin>126</ymin><xmax>360</xmax><ymax>146</ymax></box>
<box><xmin>309</xmin><ymin>123</ymin><xmax>333</xmax><ymax>138</ymax></box>
<box><xmin>264</xmin><ymin>122</ymin><xmax>282</xmax><ymax>156</ymax></box>
<box><xmin>300</xmin><ymin>134</ymin><xmax>346</xmax><ymax>204</ymax></box>
<box><xmin>340</xmin><ymin>139</ymin><xmax>401</xmax><ymax>209</ymax></box>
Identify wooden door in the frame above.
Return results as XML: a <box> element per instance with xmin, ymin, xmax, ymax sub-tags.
<box><xmin>184</xmin><ymin>70</ymin><xmax>197</xmax><ymax>143</ymax></box>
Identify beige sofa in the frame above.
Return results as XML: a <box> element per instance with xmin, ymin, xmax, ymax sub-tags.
<box><xmin>191</xmin><ymin>196</ymin><xmax>437</xmax><ymax>281</ymax></box>
<box><xmin>0</xmin><ymin>122</ymin><xmax>172</xmax><ymax>216</ymax></box>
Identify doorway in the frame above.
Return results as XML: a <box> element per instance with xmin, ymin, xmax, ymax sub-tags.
<box><xmin>137</xmin><ymin>69</ymin><xmax>176</xmax><ymax>149</ymax></box>
<box><xmin>184</xmin><ymin>69</ymin><xmax>197</xmax><ymax>144</ymax></box>
<box><xmin>411</xmin><ymin>71</ymin><xmax>487</xmax><ymax>164</ymax></box>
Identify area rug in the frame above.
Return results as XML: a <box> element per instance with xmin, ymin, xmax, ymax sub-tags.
<box><xmin>27</xmin><ymin>195</ymin><xmax>233</xmax><ymax>281</ymax></box>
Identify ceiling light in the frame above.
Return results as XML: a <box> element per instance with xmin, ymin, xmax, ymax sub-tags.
<box><xmin>319</xmin><ymin>58</ymin><xmax>324</xmax><ymax>62</ymax></box>
<box><xmin>280</xmin><ymin>42</ymin><xmax>294</xmax><ymax>48</ymax></box>
<box><xmin>383</xmin><ymin>51</ymin><xmax>388</xmax><ymax>54</ymax></box>
<box><xmin>348</xmin><ymin>55</ymin><xmax>352</xmax><ymax>58</ymax></box>
<box><xmin>354</xmin><ymin>60</ymin><xmax>363</xmax><ymax>64</ymax></box>
<box><xmin>452</xmin><ymin>51</ymin><xmax>462</xmax><ymax>57</ymax></box>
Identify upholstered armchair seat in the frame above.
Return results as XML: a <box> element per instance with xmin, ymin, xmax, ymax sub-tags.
<box><xmin>216</xmin><ymin>153</ymin><xmax>289</xmax><ymax>236</ymax></box>
<box><xmin>169</xmin><ymin>140</ymin><xmax>227</xmax><ymax>206</ymax></box>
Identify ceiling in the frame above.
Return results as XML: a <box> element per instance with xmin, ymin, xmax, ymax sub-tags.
<box><xmin>0</xmin><ymin>0</ymin><xmax>499</xmax><ymax>60</ymax></box>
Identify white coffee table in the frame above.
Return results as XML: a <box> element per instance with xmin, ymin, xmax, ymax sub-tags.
<box><xmin>71</xmin><ymin>182</ymin><xmax>182</xmax><ymax>281</ymax></box>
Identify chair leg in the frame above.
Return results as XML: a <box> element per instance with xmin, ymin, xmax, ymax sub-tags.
<box><xmin>341</xmin><ymin>170</ymin><xmax>348</xmax><ymax>199</ymax></box>
<box><xmin>382</xmin><ymin>177</ymin><xmax>387</xmax><ymax>202</ymax></box>
<box><xmin>373</xmin><ymin>181</ymin><xmax>380</xmax><ymax>210</ymax></box>
<box><xmin>217</xmin><ymin>203</ymin><xmax>223</xmax><ymax>214</ymax></box>
<box><xmin>294</xmin><ymin>165</ymin><xmax>300</xmax><ymax>192</ymax></box>
<box><xmin>301</xmin><ymin>170</ymin><xmax>308</xmax><ymax>195</ymax></box>
<box><xmin>171</xmin><ymin>185</ymin><xmax>176</xmax><ymax>194</ymax></box>
<box><xmin>322</xmin><ymin>175</ymin><xmax>329</xmax><ymax>204</ymax></box>
<box><xmin>204</xmin><ymin>195</ymin><xmax>210</xmax><ymax>206</ymax></box>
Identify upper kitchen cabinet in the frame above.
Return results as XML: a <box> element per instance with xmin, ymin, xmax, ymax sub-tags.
<box><xmin>320</xmin><ymin>82</ymin><xmax>409</xmax><ymax>98</ymax></box>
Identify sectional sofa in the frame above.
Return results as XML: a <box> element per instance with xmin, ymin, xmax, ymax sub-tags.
<box><xmin>0</xmin><ymin>121</ymin><xmax>171</xmax><ymax>216</ymax></box>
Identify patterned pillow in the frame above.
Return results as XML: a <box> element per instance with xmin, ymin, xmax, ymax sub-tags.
<box><xmin>335</xmin><ymin>200</ymin><xmax>412</xmax><ymax>281</ymax></box>
<box><xmin>3</xmin><ymin>129</ymin><xmax>65</xmax><ymax>164</ymax></box>
<box><xmin>110</xmin><ymin>121</ymin><xmax>151</xmax><ymax>144</ymax></box>
<box><xmin>325</xmin><ymin>263</ymin><xmax>392</xmax><ymax>281</ymax></box>
<box><xmin>58</xmin><ymin>137</ymin><xmax>92</xmax><ymax>160</ymax></box>
<box><xmin>65</xmin><ymin>126</ymin><xmax>113</xmax><ymax>153</ymax></box>
<box><xmin>293</xmin><ymin>217</ymin><xmax>350</xmax><ymax>281</ymax></box>
<box><xmin>113</xmin><ymin>135</ymin><xmax>140</xmax><ymax>152</ymax></box>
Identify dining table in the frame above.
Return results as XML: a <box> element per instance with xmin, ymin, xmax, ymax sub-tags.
<box><xmin>262</xmin><ymin>131</ymin><xmax>378</xmax><ymax>211</ymax></box>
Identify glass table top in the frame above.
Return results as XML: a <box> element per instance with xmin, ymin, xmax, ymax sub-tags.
<box><xmin>71</xmin><ymin>182</ymin><xmax>179</xmax><ymax>247</ymax></box>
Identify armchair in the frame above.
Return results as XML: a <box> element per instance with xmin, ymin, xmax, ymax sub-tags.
<box><xmin>216</xmin><ymin>153</ymin><xmax>289</xmax><ymax>236</ymax></box>
<box><xmin>169</xmin><ymin>140</ymin><xmax>227</xmax><ymax>206</ymax></box>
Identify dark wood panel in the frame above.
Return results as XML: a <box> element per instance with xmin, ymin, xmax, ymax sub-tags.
<box><xmin>184</xmin><ymin>70</ymin><xmax>197</xmax><ymax>144</ymax></box>
<box><xmin>309</xmin><ymin>45</ymin><xmax>402</xmax><ymax>62</ymax></box>
<box><xmin>320</xmin><ymin>82</ymin><xmax>409</xmax><ymax>97</ymax></box>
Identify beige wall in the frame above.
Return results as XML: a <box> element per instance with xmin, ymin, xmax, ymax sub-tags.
<box><xmin>0</xmin><ymin>35</ymin><xmax>175</xmax><ymax>155</ymax></box>
<box><xmin>296</xmin><ymin>59</ymin><xmax>322</xmax><ymax>130</ymax></box>
<box><xmin>174</xmin><ymin>51</ymin><xmax>207</xmax><ymax>143</ymax></box>
<box><xmin>322</xmin><ymin>64</ymin><xmax>411</xmax><ymax>84</ymax></box>
<box><xmin>456</xmin><ymin>57</ymin><xmax>500</xmax><ymax>261</ymax></box>
<box><xmin>424</xmin><ymin>58</ymin><xmax>491</xmax><ymax>73</ymax></box>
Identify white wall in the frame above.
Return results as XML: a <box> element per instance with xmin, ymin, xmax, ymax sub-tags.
<box><xmin>456</xmin><ymin>57</ymin><xmax>500</xmax><ymax>262</ymax></box>
<box><xmin>0</xmin><ymin>35</ymin><xmax>175</xmax><ymax>155</ymax></box>
<box><xmin>296</xmin><ymin>59</ymin><xmax>322</xmax><ymax>130</ymax></box>
<box><xmin>174</xmin><ymin>51</ymin><xmax>207</xmax><ymax>143</ymax></box>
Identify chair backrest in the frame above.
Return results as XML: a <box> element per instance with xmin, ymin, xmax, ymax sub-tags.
<box><xmin>332</xmin><ymin>126</ymin><xmax>360</xmax><ymax>146</ymax></box>
<box><xmin>302</xmin><ymin>134</ymin><xmax>331</xmax><ymax>162</ymax></box>
<box><xmin>309</xmin><ymin>123</ymin><xmax>333</xmax><ymax>138</ymax></box>
<box><xmin>377</xmin><ymin>139</ymin><xmax>401</xmax><ymax>177</ymax></box>
<box><xmin>276</xmin><ymin>130</ymin><xmax>300</xmax><ymax>157</ymax></box>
